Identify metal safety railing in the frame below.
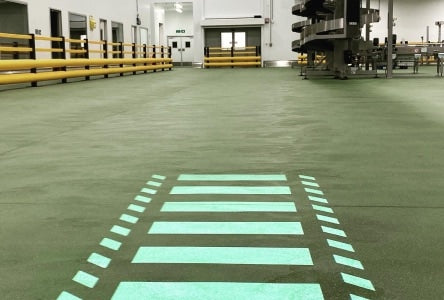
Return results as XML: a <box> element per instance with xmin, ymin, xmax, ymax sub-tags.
<box><xmin>203</xmin><ymin>46</ymin><xmax>261</xmax><ymax>68</ymax></box>
<box><xmin>0</xmin><ymin>32</ymin><xmax>172</xmax><ymax>87</ymax></box>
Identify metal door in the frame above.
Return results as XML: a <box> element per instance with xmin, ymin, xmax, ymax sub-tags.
<box><xmin>168</xmin><ymin>36</ymin><xmax>194</xmax><ymax>66</ymax></box>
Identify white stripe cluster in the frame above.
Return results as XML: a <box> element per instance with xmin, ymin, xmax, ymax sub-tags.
<box><xmin>57</xmin><ymin>174</ymin><xmax>166</xmax><ymax>300</ymax></box>
<box><xmin>299</xmin><ymin>175</ymin><xmax>376</xmax><ymax>300</ymax></box>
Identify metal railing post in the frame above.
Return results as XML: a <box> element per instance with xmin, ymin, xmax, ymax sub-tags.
<box><xmin>153</xmin><ymin>44</ymin><xmax>157</xmax><ymax>72</ymax></box>
<box><xmin>29</xmin><ymin>33</ymin><xmax>37</xmax><ymax>87</ymax></box>
<box><xmin>119</xmin><ymin>42</ymin><xmax>124</xmax><ymax>76</ymax></box>
<box><xmin>103</xmin><ymin>40</ymin><xmax>109</xmax><ymax>78</ymax></box>
<box><xmin>132</xmin><ymin>43</ymin><xmax>137</xmax><ymax>75</ymax></box>
<box><xmin>143</xmin><ymin>44</ymin><xmax>148</xmax><ymax>74</ymax></box>
<box><xmin>61</xmin><ymin>36</ymin><xmax>67</xmax><ymax>83</ymax></box>
<box><xmin>161</xmin><ymin>45</ymin><xmax>165</xmax><ymax>71</ymax></box>
<box><xmin>84</xmin><ymin>38</ymin><xmax>90</xmax><ymax>80</ymax></box>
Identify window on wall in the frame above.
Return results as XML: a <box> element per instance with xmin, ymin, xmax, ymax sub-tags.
<box><xmin>69</xmin><ymin>13</ymin><xmax>87</xmax><ymax>39</ymax></box>
<box><xmin>140</xmin><ymin>27</ymin><xmax>149</xmax><ymax>46</ymax></box>
<box><xmin>111</xmin><ymin>21</ymin><xmax>124</xmax><ymax>58</ymax></box>
<box><xmin>234</xmin><ymin>32</ymin><xmax>246</xmax><ymax>49</ymax></box>
<box><xmin>221</xmin><ymin>32</ymin><xmax>232</xmax><ymax>49</ymax></box>
<box><xmin>69</xmin><ymin>13</ymin><xmax>87</xmax><ymax>58</ymax></box>
<box><xmin>221</xmin><ymin>32</ymin><xmax>246</xmax><ymax>49</ymax></box>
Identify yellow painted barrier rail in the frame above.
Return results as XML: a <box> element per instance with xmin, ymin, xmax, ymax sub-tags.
<box><xmin>0</xmin><ymin>32</ymin><xmax>172</xmax><ymax>87</ymax></box>
<box><xmin>203</xmin><ymin>46</ymin><xmax>261</xmax><ymax>68</ymax></box>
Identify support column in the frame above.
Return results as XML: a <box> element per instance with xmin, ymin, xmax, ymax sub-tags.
<box><xmin>387</xmin><ymin>0</ymin><xmax>394</xmax><ymax>78</ymax></box>
<box><xmin>365</xmin><ymin>0</ymin><xmax>371</xmax><ymax>70</ymax></box>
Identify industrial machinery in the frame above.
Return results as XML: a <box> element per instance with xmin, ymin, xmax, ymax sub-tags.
<box><xmin>292</xmin><ymin>0</ymin><xmax>380</xmax><ymax>79</ymax></box>
<box><xmin>393</xmin><ymin>42</ymin><xmax>444</xmax><ymax>76</ymax></box>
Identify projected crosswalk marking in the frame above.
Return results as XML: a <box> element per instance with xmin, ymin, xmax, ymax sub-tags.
<box><xmin>304</xmin><ymin>188</ymin><xmax>324</xmax><ymax>195</ymax></box>
<box><xmin>308</xmin><ymin>195</ymin><xmax>329</xmax><ymax>204</ymax></box>
<box><xmin>119</xmin><ymin>214</ymin><xmax>139</xmax><ymax>224</ymax></box>
<box><xmin>341</xmin><ymin>273</ymin><xmax>375</xmax><ymax>291</ymax></box>
<box><xmin>110</xmin><ymin>225</ymin><xmax>131</xmax><ymax>237</ymax></box>
<box><xmin>299</xmin><ymin>175</ymin><xmax>316</xmax><ymax>181</ymax></box>
<box><xmin>63</xmin><ymin>173</ymin><xmax>384</xmax><ymax>299</ymax></box>
<box><xmin>148</xmin><ymin>222</ymin><xmax>304</xmax><ymax>235</ymax></box>
<box><xmin>170</xmin><ymin>186</ymin><xmax>291</xmax><ymax>195</ymax></box>
<box><xmin>178</xmin><ymin>174</ymin><xmax>288</xmax><ymax>181</ymax></box>
<box><xmin>72</xmin><ymin>271</ymin><xmax>98</xmax><ymax>288</ymax></box>
<box><xmin>141</xmin><ymin>188</ymin><xmax>157</xmax><ymax>195</ymax></box>
<box><xmin>111</xmin><ymin>282</ymin><xmax>324</xmax><ymax>300</ymax></box>
<box><xmin>316</xmin><ymin>214</ymin><xmax>340</xmax><ymax>224</ymax></box>
<box><xmin>87</xmin><ymin>253</ymin><xmax>111</xmax><ymax>269</ymax></box>
<box><xmin>301</xmin><ymin>181</ymin><xmax>320</xmax><ymax>187</ymax></box>
<box><xmin>134</xmin><ymin>195</ymin><xmax>151</xmax><ymax>203</ymax></box>
<box><xmin>333</xmin><ymin>255</ymin><xmax>364</xmax><ymax>270</ymax></box>
<box><xmin>321</xmin><ymin>226</ymin><xmax>347</xmax><ymax>237</ymax></box>
<box><xmin>127</xmin><ymin>204</ymin><xmax>145</xmax><ymax>213</ymax></box>
<box><xmin>57</xmin><ymin>291</ymin><xmax>82</xmax><ymax>300</ymax></box>
<box><xmin>326</xmin><ymin>239</ymin><xmax>355</xmax><ymax>252</ymax></box>
<box><xmin>132</xmin><ymin>247</ymin><xmax>313</xmax><ymax>265</ymax></box>
<box><xmin>350</xmin><ymin>294</ymin><xmax>370</xmax><ymax>300</ymax></box>
<box><xmin>312</xmin><ymin>204</ymin><xmax>334</xmax><ymax>214</ymax></box>
<box><xmin>161</xmin><ymin>201</ymin><xmax>297</xmax><ymax>212</ymax></box>
<box><xmin>100</xmin><ymin>238</ymin><xmax>122</xmax><ymax>251</ymax></box>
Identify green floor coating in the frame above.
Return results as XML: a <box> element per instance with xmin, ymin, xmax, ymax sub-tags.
<box><xmin>1</xmin><ymin>67</ymin><xmax>444</xmax><ymax>299</ymax></box>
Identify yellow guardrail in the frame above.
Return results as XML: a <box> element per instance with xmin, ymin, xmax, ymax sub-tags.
<box><xmin>0</xmin><ymin>58</ymin><xmax>173</xmax><ymax>85</ymax></box>
<box><xmin>0</xmin><ymin>31</ymin><xmax>173</xmax><ymax>87</ymax></box>
<box><xmin>203</xmin><ymin>46</ymin><xmax>261</xmax><ymax>68</ymax></box>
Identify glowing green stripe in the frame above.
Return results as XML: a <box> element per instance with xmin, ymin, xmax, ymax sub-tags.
<box><xmin>341</xmin><ymin>273</ymin><xmax>375</xmax><ymax>291</ymax></box>
<box><xmin>57</xmin><ymin>291</ymin><xmax>82</xmax><ymax>300</ymax></box>
<box><xmin>100</xmin><ymin>238</ymin><xmax>122</xmax><ymax>251</ymax></box>
<box><xmin>120</xmin><ymin>214</ymin><xmax>139</xmax><ymax>224</ymax></box>
<box><xmin>333</xmin><ymin>255</ymin><xmax>364</xmax><ymax>270</ymax></box>
<box><xmin>321</xmin><ymin>226</ymin><xmax>346</xmax><ymax>237</ymax></box>
<box><xmin>312</xmin><ymin>205</ymin><xmax>334</xmax><ymax>213</ymax></box>
<box><xmin>178</xmin><ymin>174</ymin><xmax>287</xmax><ymax>181</ymax></box>
<box><xmin>326</xmin><ymin>239</ymin><xmax>354</xmax><ymax>252</ymax></box>
<box><xmin>170</xmin><ymin>186</ymin><xmax>291</xmax><ymax>195</ymax></box>
<box><xmin>111</xmin><ymin>282</ymin><xmax>324</xmax><ymax>300</ymax></box>
<box><xmin>148</xmin><ymin>222</ymin><xmax>304</xmax><ymax>235</ymax></box>
<box><xmin>316</xmin><ymin>214</ymin><xmax>340</xmax><ymax>224</ymax></box>
<box><xmin>299</xmin><ymin>175</ymin><xmax>316</xmax><ymax>180</ymax></box>
<box><xmin>72</xmin><ymin>271</ymin><xmax>98</xmax><ymax>288</ymax></box>
<box><xmin>161</xmin><ymin>201</ymin><xmax>296</xmax><ymax>212</ymax></box>
<box><xmin>132</xmin><ymin>247</ymin><xmax>313</xmax><ymax>265</ymax></box>
<box><xmin>301</xmin><ymin>181</ymin><xmax>320</xmax><ymax>187</ymax></box>
<box><xmin>87</xmin><ymin>253</ymin><xmax>111</xmax><ymax>269</ymax></box>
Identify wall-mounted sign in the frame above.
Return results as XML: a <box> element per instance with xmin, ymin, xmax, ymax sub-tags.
<box><xmin>176</xmin><ymin>29</ymin><xmax>186</xmax><ymax>33</ymax></box>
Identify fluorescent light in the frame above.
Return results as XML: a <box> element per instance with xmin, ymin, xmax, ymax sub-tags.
<box><xmin>174</xmin><ymin>3</ymin><xmax>183</xmax><ymax>9</ymax></box>
<box><xmin>175</xmin><ymin>7</ymin><xmax>183</xmax><ymax>13</ymax></box>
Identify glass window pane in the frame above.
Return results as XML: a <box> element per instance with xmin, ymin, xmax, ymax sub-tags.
<box><xmin>221</xmin><ymin>32</ymin><xmax>232</xmax><ymax>49</ymax></box>
<box><xmin>234</xmin><ymin>32</ymin><xmax>246</xmax><ymax>49</ymax></box>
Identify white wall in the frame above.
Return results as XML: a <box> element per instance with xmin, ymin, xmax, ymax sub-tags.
<box><xmin>203</xmin><ymin>0</ymin><xmax>263</xmax><ymax>19</ymax></box>
<box><xmin>9</xmin><ymin>0</ymin><xmax>152</xmax><ymax>58</ymax></box>
<box><xmin>152</xmin><ymin>5</ymin><xmax>166</xmax><ymax>45</ymax></box>
<box><xmin>263</xmin><ymin>0</ymin><xmax>298</xmax><ymax>61</ymax></box>
<box><xmin>149</xmin><ymin>0</ymin><xmax>204</xmax><ymax>63</ymax></box>
<box><xmin>370</xmin><ymin>0</ymin><xmax>444</xmax><ymax>43</ymax></box>
<box><xmin>10</xmin><ymin>0</ymin><xmax>444</xmax><ymax>62</ymax></box>
<box><xmin>165</xmin><ymin>9</ymin><xmax>194</xmax><ymax>37</ymax></box>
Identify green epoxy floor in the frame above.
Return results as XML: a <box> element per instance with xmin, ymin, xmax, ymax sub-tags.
<box><xmin>1</xmin><ymin>68</ymin><xmax>444</xmax><ymax>299</ymax></box>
